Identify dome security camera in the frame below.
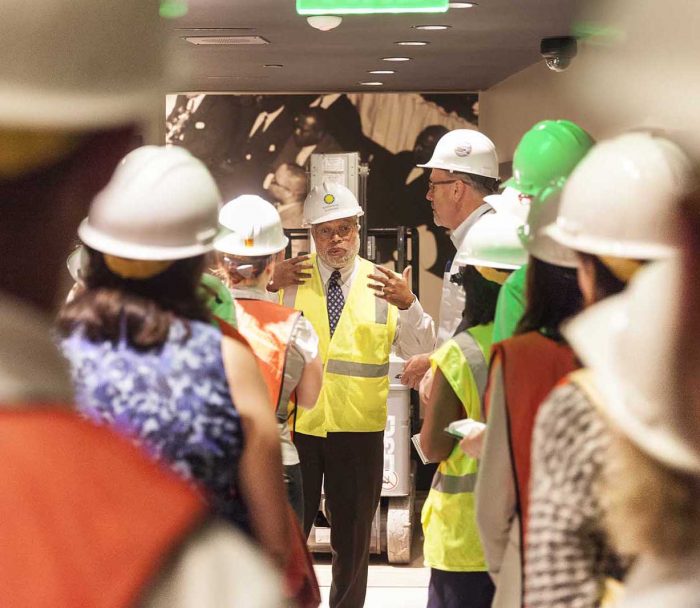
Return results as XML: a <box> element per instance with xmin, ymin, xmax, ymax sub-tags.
<box><xmin>540</xmin><ymin>36</ymin><xmax>577</xmax><ymax>72</ymax></box>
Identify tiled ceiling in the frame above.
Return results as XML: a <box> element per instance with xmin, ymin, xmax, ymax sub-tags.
<box><xmin>168</xmin><ymin>0</ymin><xmax>580</xmax><ymax>93</ymax></box>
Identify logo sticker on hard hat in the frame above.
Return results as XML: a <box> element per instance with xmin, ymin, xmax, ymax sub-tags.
<box><xmin>454</xmin><ymin>142</ymin><xmax>472</xmax><ymax>157</ymax></box>
<box><xmin>323</xmin><ymin>194</ymin><xmax>335</xmax><ymax>205</ymax></box>
<box><xmin>244</xmin><ymin>238</ymin><xmax>255</xmax><ymax>248</ymax></box>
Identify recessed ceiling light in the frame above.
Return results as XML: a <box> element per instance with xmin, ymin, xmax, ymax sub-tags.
<box><xmin>396</xmin><ymin>41</ymin><xmax>429</xmax><ymax>46</ymax></box>
<box><xmin>264</xmin><ymin>64</ymin><xmax>284</xmax><ymax>68</ymax></box>
<box><xmin>413</xmin><ymin>24</ymin><xmax>451</xmax><ymax>30</ymax></box>
<box><xmin>359</xmin><ymin>81</ymin><xmax>384</xmax><ymax>86</ymax></box>
<box><xmin>382</xmin><ymin>56</ymin><xmax>412</xmax><ymax>62</ymax></box>
<box><xmin>368</xmin><ymin>70</ymin><xmax>396</xmax><ymax>74</ymax></box>
<box><xmin>449</xmin><ymin>2</ymin><xmax>476</xmax><ymax>7</ymax></box>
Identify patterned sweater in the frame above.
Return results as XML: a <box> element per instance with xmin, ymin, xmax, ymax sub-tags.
<box><xmin>525</xmin><ymin>381</ymin><xmax>626</xmax><ymax>608</ymax></box>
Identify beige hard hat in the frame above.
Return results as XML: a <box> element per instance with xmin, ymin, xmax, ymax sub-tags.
<box><xmin>417</xmin><ymin>129</ymin><xmax>499</xmax><ymax>179</ymax></box>
<box><xmin>215</xmin><ymin>195</ymin><xmax>289</xmax><ymax>256</ymax></box>
<box><xmin>79</xmin><ymin>146</ymin><xmax>221</xmax><ymax>261</ymax></box>
<box><xmin>564</xmin><ymin>259</ymin><xmax>700</xmax><ymax>474</ymax></box>
<box><xmin>546</xmin><ymin>132</ymin><xmax>694</xmax><ymax>260</ymax></box>
<box><xmin>0</xmin><ymin>0</ymin><xmax>169</xmax><ymax>131</ymax></box>
<box><xmin>303</xmin><ymin>181</ymin><xmax>364</xmax><ymax>226</ymax></box>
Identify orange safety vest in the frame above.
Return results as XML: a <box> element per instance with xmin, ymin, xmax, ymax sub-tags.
<box><xmin>224</xmin><ymin>302</ymin><xmax>320</xmax><ymax>608</ymax></box>
<box><xmin>233</xmin><ymin>299</ymin><xmax>301</xmax><ymax>410</ymax></box>
<box><xmin>0</xmin><ymin>407</ymin><xmax>206</xmax><ymax>608</ymax></box>
<box><xmin>488</xmin><ymin>332</ymin><xmax>579</xmax><ymax>550</ymax></box>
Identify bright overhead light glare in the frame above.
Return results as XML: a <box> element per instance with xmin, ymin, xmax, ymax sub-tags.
<box><xmin>297</xmin><ymin>0</ymin><xmax>449</xmax><ymax>14</ymax></box>
<box><xmin>396</xmin><ymin>41</ymin><xmax>429</xmax><ymax>46</ymax></box>
<box><xmin>368</xmin><ymin>70</ymin><xmax>396</xmax><ymax>74</ymax></box>
<box><xmin>449</xmin><ymin>2</ymin><xmax>476</xmax><ymax>7</ymax></box>
<box><xmin>359</xmin><ymin>81</ymin><xmax>384</xmax><ymax>86</ymax></box>
<box><xmin>413</xmin><ymin>24</ymin><xmax>451</xmax><ymax>30</ymax></box>
<box><xmin>382</xmin><ymin>56</ymin><xmax>412</xmax><ymax>62</ymax></box>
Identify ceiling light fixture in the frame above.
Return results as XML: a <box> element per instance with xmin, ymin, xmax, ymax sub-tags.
<box><xmin>359</xmin><ymin>81</ymin><xmax>384</xmax><ymax>86</ymax></box>
<box><xmin>382</xmin><ymin>56</ymin><xmax>412</xmax><ymax>62</ymax></box>
<box><xmin>449</xmin><ymin>2</ymin><xmax>476</xmax><ymax>7</ymax></box>
<box><xmin>264</xmin><ymin>64</ymin><xmax>284</xmax><ymax>68</ymax></box>
<box><xmin>183</xmin><ymin>35</ymin><xmax>269</xmax><ymax>45</ymax></box>
<box><xmin>413</xmin><ymin>24</ymin><xmax>451</xmax><ymax>30</ymax></box>
<box><xmin>396</xmin><ymin>41</ymin><xmax>429</xmax><ymax>46</ymax></box>
<box><xmin>368</xmin><ymin>70</ymin><xmax>396</xmax><ymax>74</ymax></box>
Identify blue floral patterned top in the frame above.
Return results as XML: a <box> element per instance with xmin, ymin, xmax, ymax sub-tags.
<box><xmin>60</xmin><ymin>318</ymin><xmax>248</xmax><ymax>529</ymax></box>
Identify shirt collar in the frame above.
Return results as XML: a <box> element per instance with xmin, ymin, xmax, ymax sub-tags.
<box><xmin>317</xmin><ymin>255</ymin><xmax>358</xmax><ymax>287</ymax></box>
<box><xmin>450</xmin><ymin>202</ymin><xmax>493</xmax><ymax>249</ymax></box>
<box><xmin>0</xmin><ymin>292</ymin><xmax>74</xmax><ymax>406</ymax></box>
<box><xmin>229</xmin><ymin>286</ymin><xmax>275</xmax><ymax>302</ymax></box>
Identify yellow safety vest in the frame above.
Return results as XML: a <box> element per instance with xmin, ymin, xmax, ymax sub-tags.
<box><xmin>422</xmin><ymin>323</ymin><xmax>493</xmax><ymax>572</ymax></box>
<box><xmin>281</xmin><ymin>254</ymin><xmax>398</xmax><ymax>437</ymax></box>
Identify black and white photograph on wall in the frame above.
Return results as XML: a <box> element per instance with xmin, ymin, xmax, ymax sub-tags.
<box><xmin>165</xmin><ymin>92</ymin><xmax>479</xmax><ymax>318</ymax></box>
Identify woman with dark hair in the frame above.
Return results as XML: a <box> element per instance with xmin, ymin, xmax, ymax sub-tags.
<box><xmin>474</xmin><ymin>186</ymin><xmax>584</xmax><ymax>608</ymax></box>
<box><xmin>57</xmin><ymin>146</ymin><xmax>290</xmax><ymax>569</ymax></box>
<box><xmin>524</xmin><ymin>132</ymin><xmax>695</xmax><ymax>608</ymax></box>
<box><xmin>419</xmin><ymin>210</ymin><xmax>523</xmax><ymax>608</ymax></box>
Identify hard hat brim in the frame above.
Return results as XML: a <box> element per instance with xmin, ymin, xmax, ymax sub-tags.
<box><xmin>78</xmin><ymin>218</ymin><xmax>216</xmax><ymax>261</ymax></box>
<box><xmin>543</xmin><ymin>221</ymin><xmax>677</xmax><ymax>260</ymax></box>
<box><xmin>304</xmin><ymin>208</ymin><xmax>364</xmax><ymax>227</ymax></box>
<box><xmin>563</xmin><ymin>279</ymin><xmax>700</xmax><ymax>475</ymax></box>
<box><xmin>213</xmin><ymin>231</ymin><xmax>289</xmax><ymax>256</ymax></box>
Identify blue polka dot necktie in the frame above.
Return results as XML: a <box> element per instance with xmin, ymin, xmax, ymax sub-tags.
<box><xmin>327</xmin><ymin>270</ymin><xmax>345</xmax><ymax>337</ymax></box>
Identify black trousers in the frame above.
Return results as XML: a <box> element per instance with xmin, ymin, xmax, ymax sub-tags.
<box><xmin>295</xmin><ymin>431</ymin><xmax>384</xmax><ymax>608</ymax></box>
<box><xmin>427</xmin><ymin>569</ymin><xmax>495</xmax><ymax>608</ymax></box>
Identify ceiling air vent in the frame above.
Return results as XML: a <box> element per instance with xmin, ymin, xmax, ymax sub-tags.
<box><xmin>184</xmin><ymin>35</ymin><xmax>270</xmax><ymax>46</ymax></box>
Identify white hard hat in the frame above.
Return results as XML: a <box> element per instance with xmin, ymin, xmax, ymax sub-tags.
<box><xmin>484</xmin><ymin>187</ymin><xmax>531</xmax><ymax>223</ymax></box>
<box><xmin>417</xmin><ymin>129</ymin><xmax>499</xmax><ymax>179</ymax></box>
<box><xmin>78</xmin><ymin>146</ymin><xmax>221</xmax><ymax>261</ymax></box>
<box><xmin>519</xmin><ymin>186</ymin><xmax>579</xmax><ymax>268</ymax></box>
<box><xmin>215</xmin><ymin>195</ymin><xmax>289</xmax><ymax>256</ymax></box>
<box><xmin>303</xmin><ymin>181</ymin><xmax>364</xmax><ymax>227</ymax></box>
<box><xmin>0</xmin><ymin>0</ymin><xmax>169</xmax><ymax>130</ymax></box>
<box><xmin>66</xmin><ymin>246</ymin><xmax>88</xmax><ymax>283</ymax></box>
<box><xmin>546</xmin><ymin>132</ymin><xmax>694</xmax><ymax>260</ymax></box>
<box><xmin>564</xmin><ymin>259</ymin><xmax>700</xmax><ymax>474</ymax></box>
<box><xmin>455</xmin><ymin>212</ymin><xmax>527</xmax><ymax>270</ymax></box>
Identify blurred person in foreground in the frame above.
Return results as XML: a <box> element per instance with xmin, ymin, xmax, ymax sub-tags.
<box><xmin>0</xmin><ymin>0</ymin><xmax>282</xmax><ymax>606</ymax></box>
<box><xmin>524</xmin><ymin>132</ymin><xmax>696</xmax><ymax>608</ymax></box>
<box><xmin>419</xmin><ymin>209</ymin><xmax>523</xmax><ymax>608</ymax></box>
<box><xmin>565</xmin><ymin>254</ymin><xmax>700</xmax><ymax>607</ymax></box>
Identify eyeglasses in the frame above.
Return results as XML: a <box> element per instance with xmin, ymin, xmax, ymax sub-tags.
<box><xmin>313</xmin><ymin>222</ymin><xmax>357</xmax><ymax>240</ymax></box>
<box><xmin>427</xmin><ymin>179</ymin><xmax>460</xmax><ymax>193</ymax></box>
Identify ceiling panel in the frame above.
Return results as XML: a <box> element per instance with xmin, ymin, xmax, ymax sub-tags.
<box><xmin>167</xmin><ymin>0</ymin><xmax>579</xmax><ymax>92</ymax></box>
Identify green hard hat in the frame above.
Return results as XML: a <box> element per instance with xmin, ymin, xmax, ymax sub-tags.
<box><xmin>504</xmin><ymin>120</ymin><xmax>594</xmax><ymax>197</ymax></box>
<box><xmin>199</xmin><ymin>272</ymin><xmax>236</xmax><ymax>326</ymax></box>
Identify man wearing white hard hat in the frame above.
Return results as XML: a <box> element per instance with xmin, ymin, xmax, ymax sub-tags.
<box><xmin>525</xmin><ymin>132</ymin><xmax>696</xmax><ymax>608</ymax></box>
<box><xmin>0</xmin><ymin>1</ymin><xmax>282</xmax><ymax>606</ymax></box>
<box><xmin>401</xmin><ymin>129</ymin><xmax>500</xmax><ymax>389</ymax></box>
<box><xmin>279</xmin><ymin>181</ymin><xmax>434</xmax><ymax>608</ymax></box>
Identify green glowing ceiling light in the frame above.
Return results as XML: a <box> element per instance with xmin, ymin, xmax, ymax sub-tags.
<box><xmin>297</xmin><ymin>0</ymin><xmax>448</xmax><ymax>15</ymax></box>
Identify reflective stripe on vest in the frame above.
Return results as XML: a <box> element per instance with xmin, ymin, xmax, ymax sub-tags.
<box><xmin>234</xmin><ymin>298</ymin><xmax>301</xmax><ymax>413</ymax></box>
<box><xmin>280</xmin><ymin>254</ymin><xmax>398</xmax><ymax>437</ymax></box>
<box><xmin>0</xmin><ymin>408</ymin><xmax>205</xmax><ymax>608</ymax></box>
<box><xmin>491</xmin><ymin>331</ymin><xmax>579</xmax><ymax>562</ymax></box>
<box><xmin>421</xmin><ymin>324</ymin><xmax>493</xmax><ymax>572</ymax></box>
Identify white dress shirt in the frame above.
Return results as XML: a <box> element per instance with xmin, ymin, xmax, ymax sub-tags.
<box><xmin>317</xmin><ymin>256</ymin><xmax>435</xmax><ymax>359</ymax></box>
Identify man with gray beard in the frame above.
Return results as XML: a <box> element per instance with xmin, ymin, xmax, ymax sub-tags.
<box><xmin>274</xmin><ymin>182</ymin><xmax>434</xmax><ymax>608</ymax></box>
